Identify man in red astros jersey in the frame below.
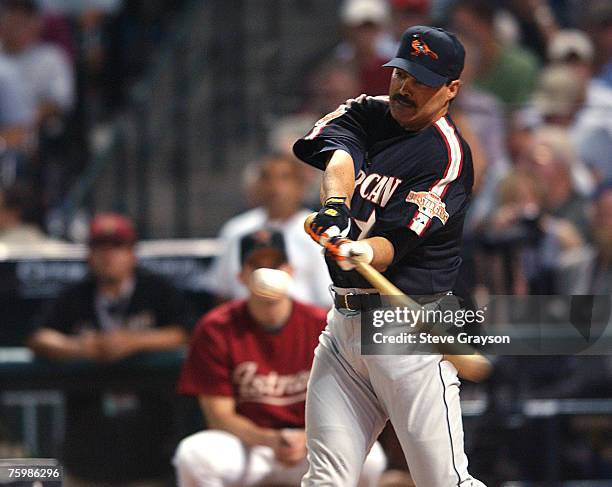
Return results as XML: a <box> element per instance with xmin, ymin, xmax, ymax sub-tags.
<box><xmin>173</xmin><ymin>228</ymin><xmax>386</xmax><ymax>487</ymax></box>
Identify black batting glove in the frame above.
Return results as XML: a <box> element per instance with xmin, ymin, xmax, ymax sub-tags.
<box><xmin>310</xmin><ymin>197</ymin><xmax>351</xmax><ymax>244</ymax></box>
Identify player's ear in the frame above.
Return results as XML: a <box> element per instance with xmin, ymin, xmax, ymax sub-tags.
<box><xmin>447</xmin><ymin>80</ymin><xmax>461</xmax><ymax>101</ymax></box>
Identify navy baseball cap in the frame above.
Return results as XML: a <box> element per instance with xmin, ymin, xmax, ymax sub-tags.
<box><xmin>383</xmin><ymin>25</ymin><xmax>465</xmax><ymax>87</ymax></box>
<box><xmin>240</xmin><ymin>229</ymin><xmax>288</xmax><ymax>266</ymax></box>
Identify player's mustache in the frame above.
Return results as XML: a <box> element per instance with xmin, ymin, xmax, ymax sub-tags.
<box><xmin>391</xmin><ymin>94</ymin><xmax>416</xmax><ymax>107</ymax></box>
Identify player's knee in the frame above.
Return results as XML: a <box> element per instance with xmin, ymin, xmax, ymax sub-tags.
<box><xmin>360</xmin><ymin>441</ymin><xmax>387</xmax><ymax>486</ymax></box>
<box><xmin>173</xmin><ymin>432</ymin><xmax>209</xmax><ymax>475</ymax></box>
<box><xmin>303</xmin><ymin>439</ymin><xmax>352</xmax><ymax>485</ymax></box>
<box><xmin>304</xmin><ymin>435</ymin><xmax>368</xmax><ymax>486</ymax></box>
<box><xmin>173</xmin><ymin>430</ymin><xmax>237</xmax><ymax>479</ymax></box>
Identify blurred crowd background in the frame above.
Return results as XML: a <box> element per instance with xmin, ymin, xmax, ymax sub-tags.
<box><xmin>0</xmin><ymin>0</ymin><xmax>611</xmax><ymax>485</ymax></box>
<box><xmin>0</xmin><ymin>0</ymin><xmax>610</xmax><ymax>293</ymax></box>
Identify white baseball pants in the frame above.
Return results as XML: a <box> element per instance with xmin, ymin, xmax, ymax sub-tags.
<box><xmin>301</xmin><ymin>305</ymin><xmax>486</xmax><ymax>487</ymax></box>
<box><xmin>173</xmin><ymin>429</ymin><xmax>386</xmax><ymax>487</ymax></box>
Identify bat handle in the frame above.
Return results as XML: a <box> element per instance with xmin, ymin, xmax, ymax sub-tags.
<box><xmin>304</xmin><ymin>212</ymin><xmax>319</xmax><ymax>244</ymax></box>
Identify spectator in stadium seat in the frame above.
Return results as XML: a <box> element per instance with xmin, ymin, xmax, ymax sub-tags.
<box><xmin>547</xmin><ymin>29</ymin><xmax>593</xmax><ymax>82</ymax></box>
<box><xmin>449</xmin><ymin>0</ymin><xmax>540</xmax><ymax>110</ymax></box>
<box><xmin>303</xmin><ymin>62</ymin><xmax>361</xmax><ymax>117</ymax></box>
<box><xmin>207</xmin><ymin>154</ymin><xmax>332</xmax><ymax>307</ymax></box>
<box><xmin>572</xmin><ymin>2</ymin><xmax>612</xmax><ymax>185</ymax></box>
<box><xmin>0</xmin><ymin>0</ymin><xmax>74</xmax><ymax>126</ymax></box>
<box><xmin>267</xmin><ymin>114</ymin><xmax>322</xmax><ymax>209</ymax></box>
<box><xmin>480</xmin><ymin>169</ymin><xmax>583</xmax><ymax>294</ymax></box>
<box><xmin>173</xmin><ymin>229</ymin><xmax>386</xmax><ymax>487</ymax></box>
<box><xmin>555</xmin><ymin>185</ymin><xmax>612</xmax><ymax>295</ymax></box>
<box><xmin>0</xmin><ymin>53</ymin><xmax>34</xmax><ymax>151</ymax></box>
<box><xmin>518</xmin><ymin>126</ymin><xmax>592</xmax><ymax>240</ymax></box>
<box><xmin>502</xmin><ymin>0</ymin><xmax>559</xmax><ymax>62</ymax></box>
<box><xmin>532</xmin><ymin>65</ymin><xmax>588</xmax><ymax>129</ymax></box>
<box><xmin>0</xmin><ymin>50</ymin><xmax>34</xmax><ymax>187</ymax></box>
<box><xmin>28</xmin><ymin>213</ymin><xmax>189</xmax><ymax>487</ymax></box>
<box><xmin>585</xmin><ymin>0</ymin><xmax>612</xmax><ymax>81</ymax></box>
<box><xmin>332</xmin><ymin>0</ymin><xmax>394</xmax><ymax>96</ymax></box>
<box><xmin>531</xmin><ymin>67</ymin><xmax>596</xmax><ymax>197</ymax></box>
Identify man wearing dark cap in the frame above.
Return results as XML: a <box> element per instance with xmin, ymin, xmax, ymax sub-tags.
<box><xmin>28</xmin><ymin>213</ymin><xmax>189</xmax><ymax>487</ymax></box>
<box><xmin>294</xmin><ymin>26</ymin><xmax>485</xmax><ymax>486</ymax></box>
<box><xmin>173</xmin><ymin>228</ymin><xmax>386</xmax><ymax>486</ymax></box>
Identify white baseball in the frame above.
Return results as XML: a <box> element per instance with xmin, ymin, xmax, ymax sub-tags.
<box><xmin>249</xmin><ymin>268</ymin><xmax>293</xmax><ymax>299</ymax></box>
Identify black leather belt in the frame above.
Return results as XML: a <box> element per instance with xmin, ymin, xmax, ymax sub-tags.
<box><xmin>333</xmin><ymin>291</ymin><xmax>453</xmax><ymax>311</ymax></box>
<box><xmin>333</xmin><ymin>293</ymin><xmax>383</xmax><ymax>311</ymax></box>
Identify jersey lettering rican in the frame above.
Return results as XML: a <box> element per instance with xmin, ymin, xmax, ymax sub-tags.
<box><xmin>293</xmin><ymin>95</ymin><xmax>473</xmax><ymax>295</ymax></box>
<box><xmin>178</xmin><ymin>300</ymin><xmax>327</xmax><ymax>429</ymax></box>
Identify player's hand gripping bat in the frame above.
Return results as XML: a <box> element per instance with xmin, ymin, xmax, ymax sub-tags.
<box><xmin>304</xmin><ymin>213</ymin><xmax>492</xmax><ymax>382</ymax></box>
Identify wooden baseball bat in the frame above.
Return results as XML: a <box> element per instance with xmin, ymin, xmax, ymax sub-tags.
<box><xmin>304</xmin><ymin>213</ymin><xmax>492</xmax><ymax>382</ymax></box>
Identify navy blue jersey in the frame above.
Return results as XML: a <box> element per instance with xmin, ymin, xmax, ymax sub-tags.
<box><xmin>293</xmin><ymin>94</ymin><xmax>473</xmax><ymax>295</ymax></box>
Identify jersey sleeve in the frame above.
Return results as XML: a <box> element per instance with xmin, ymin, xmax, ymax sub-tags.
<box><xmin>371</xmin><ymin>120</ymin><xmax>473</xmax><ymax>263</ymax></box>
<box><xmin>293</xmin><ymin>94</ymin><xmax>376</xmax><ymax>173</ymax></box>
<box><xmin>177</xmin><ymin>314</ymin><xmax>233</xmax><ymax>397</ymax></box>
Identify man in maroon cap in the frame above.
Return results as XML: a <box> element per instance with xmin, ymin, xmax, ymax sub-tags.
<box><xmin>28</xmin><ymin>213</ymin><xmax>189</xmax><ymax>487</ymax></box>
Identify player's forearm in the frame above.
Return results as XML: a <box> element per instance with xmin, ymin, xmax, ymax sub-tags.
<box><xmin>127</xmin><ymin>326</ymin><xmax>188</xmax><ymax>353</ymax></box>
<box><xmin>362</xmin><ymin>236</ymin><xmax>395</xmax><ymax>272</ymax></box>
<box><xmin>206</xmin><ymin>411</ymin><xmax>278</xmax><ymax>448</ymax></box>
<box><xmin>0</xmin><ymin>126</ymin><xmax>30</xmax><ymax>148</ymax></box>
<box><xmin>321</xmin><ymin>149</ymin><xmax>355</xmax><ymax>205</ymax></box>
<box><xmin>27</xmin><ymin>328</ymin><xmax>88</xmax><ymax>361</ymax></box>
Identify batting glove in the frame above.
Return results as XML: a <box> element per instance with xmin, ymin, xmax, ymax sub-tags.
<box><xmin>310</xmin><ymin>197</ymin><xmax>351</xmax><ymax>245</ymax></box>
<box><xmin>327</xmin><ymin>237</ymin><xmax>374</xmax><ymax>271</ymax></box>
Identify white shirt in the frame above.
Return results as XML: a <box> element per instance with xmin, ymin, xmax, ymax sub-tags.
<box><xmin>572</xmin><ymin>79</ymin><xmax>612</xmax><ymax>183</ymax></box>
<box><xmin>207</xmin><ymin>207</ymin><xmax>332</xmax><ymax>307</ymax></box>
<box><xmin>0</xmin><ymin>54</ymin><xmax>34</xmax><ymax>127</ymax></box>
<box><xmin>6</xmin><ymin>43</ymin><xmax>74</xmax><ymax>111</ymax></box>
<box><xmin>0</xmin><ymin>224</ymin><xmax>58</xmax><ymax>244</ymax></box>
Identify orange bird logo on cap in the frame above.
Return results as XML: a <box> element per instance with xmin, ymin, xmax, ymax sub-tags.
<box><xmin>411</xmin><ymin>37</ymin><xmax>438</xmax><ymax>59</ymax></box>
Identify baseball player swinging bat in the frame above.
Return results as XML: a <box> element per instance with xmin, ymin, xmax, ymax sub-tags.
<box><xmin>304</xmin><ymin>212</ymin><xmax>491</xmax><ymax>382</ymax></box>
